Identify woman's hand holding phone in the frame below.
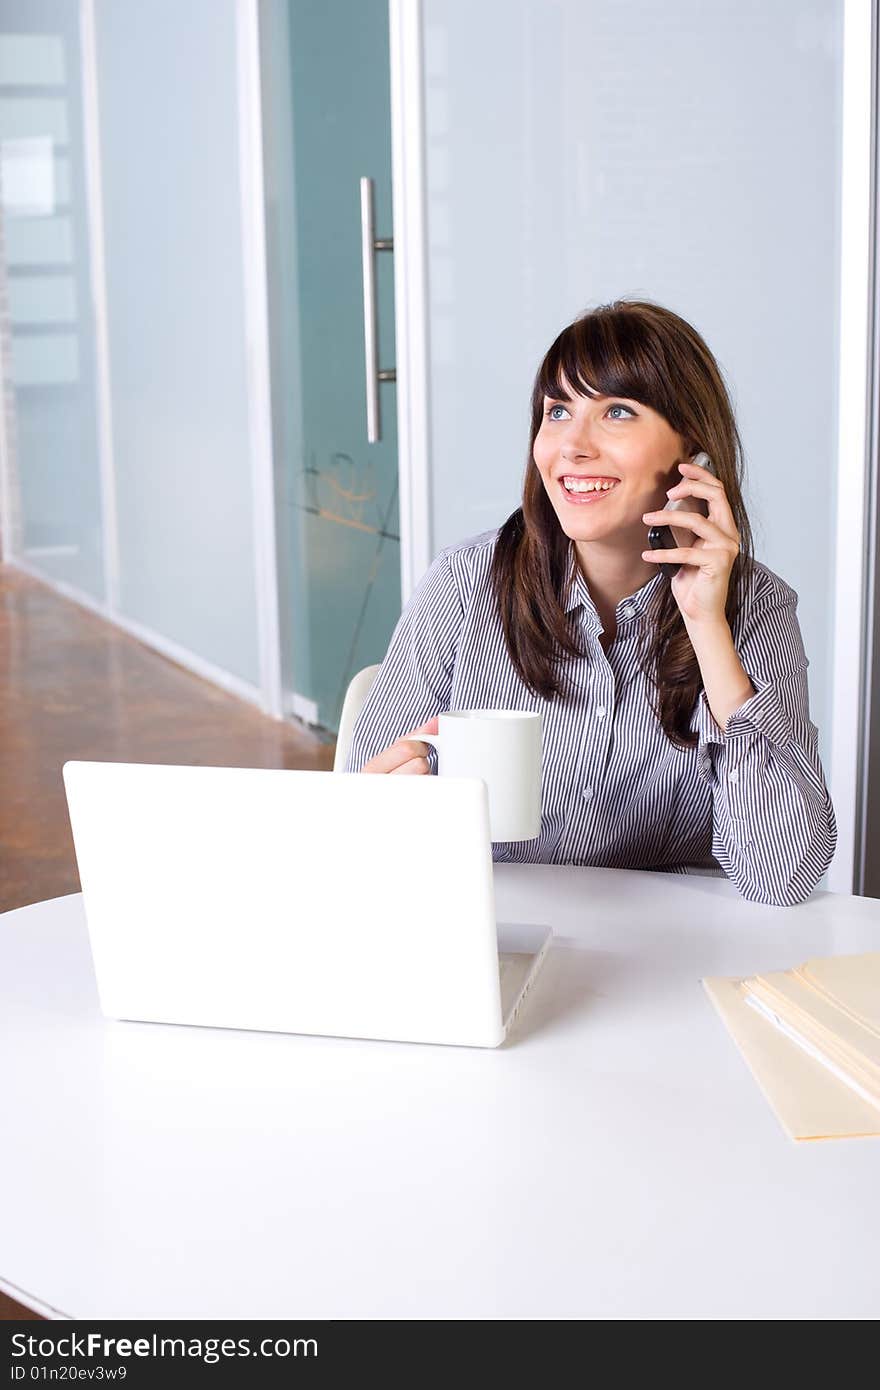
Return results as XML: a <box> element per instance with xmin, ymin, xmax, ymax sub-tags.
<box><xmin>645</xmin><ymin>450</ymin><xmax>714</xmax><ymax>574</ymax></box>
<box><xmin>361</xmin><ymin>716</ymin><xmax>439</xmax><ymax>774</ymax></box>
<box><xmin>641</xmin><ymin>453</ymin><xmax>741</xmax><ymax>627</ymax></box>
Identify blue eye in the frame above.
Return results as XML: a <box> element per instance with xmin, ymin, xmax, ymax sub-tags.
<box><xmin>545</xmin><ymin>401</ymin><xmax>636</xmax><ymax>422</ymax></box>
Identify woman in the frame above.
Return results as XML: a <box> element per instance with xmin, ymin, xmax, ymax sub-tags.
<box><xmin>345</xmin><ymin>300</ymin><xmax>836</xmax><ymax>907</ymax></box>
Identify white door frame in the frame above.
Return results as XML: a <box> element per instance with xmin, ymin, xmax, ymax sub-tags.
<box><xmin>388</xmin><ymin>0</ymin><xmax>432</xmax><ymax>603</ymax></box>
<box><xmin>237</xmin><ymin>0</ymin><xmax>284</xmax><ymax>720</ymax></box>
<box><xmin>828</xmin><ymin>0</ymin><xmax>876</xmax><ymax>893</ymax></box>
<box><xmin>80</xmin><ymin>0</ymin><xmax>120</xmax><ymax>614</ymax></box>
<box><xmin>854</xmin><ymin>0</ymin><xmax>880</xmax><ymax>896</ymax></box>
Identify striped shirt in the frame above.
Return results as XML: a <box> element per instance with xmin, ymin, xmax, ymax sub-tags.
<box><xmin>345</xmin><ymin>528</ymin><xmax>837</xmax><ymax>907</ymax></box>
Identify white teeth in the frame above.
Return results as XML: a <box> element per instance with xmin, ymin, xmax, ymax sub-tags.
<box><xmin>562</xmin><ymin>477</ymin><xmax>617</xmax><ymax>493</ymax></box>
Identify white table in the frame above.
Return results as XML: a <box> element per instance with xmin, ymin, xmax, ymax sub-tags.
<box><xmin>2</xmin><ymin>866</ymin><xmax>879</xmax><ymax>1321</ymax></box>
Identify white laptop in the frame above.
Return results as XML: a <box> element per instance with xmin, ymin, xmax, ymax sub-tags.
<box><xmin>61</xmin><ymin>761</ymin><xmax>552</xmax><ymax>1048</ymax></box>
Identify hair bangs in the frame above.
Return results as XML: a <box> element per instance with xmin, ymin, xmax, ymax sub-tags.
<box><xmin>538</xmin><ymin>312</ymin><xmax>672</xmax><ymax>419</ymax></box>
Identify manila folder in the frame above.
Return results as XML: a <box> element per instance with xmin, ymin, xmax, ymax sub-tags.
<box><xmin>703</xmin><ymin>976</ymin><xmax>880</xmax><ymax>1142</ymax></box>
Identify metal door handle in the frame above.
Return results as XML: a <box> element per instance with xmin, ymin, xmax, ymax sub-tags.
<box><xmin>360</xmin><ymin>176</ymin><xmax>395</xmax><ymax>443</ymax></box>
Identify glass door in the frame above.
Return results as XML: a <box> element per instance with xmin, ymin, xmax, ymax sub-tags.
<box><xmin>259</xmin><ymin>0</ymin><xmax>400</xmax><ymax>734</ymax></box>
<box><xmin>0</xmin><ymin>0</ymin><xmax>105</xmax><ymax>598</ymax></box>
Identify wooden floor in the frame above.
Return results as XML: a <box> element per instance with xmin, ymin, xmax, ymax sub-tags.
<box><xmin>0</xmin><ymin>564</ymin><xmax>337</xmax><ymax>1319</ymax></box>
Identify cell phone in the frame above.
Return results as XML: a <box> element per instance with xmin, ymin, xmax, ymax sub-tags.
<box><xmin>647</xmin><ymin>450</ymin><xmax>714</xmax><ymax>579</ymax></box>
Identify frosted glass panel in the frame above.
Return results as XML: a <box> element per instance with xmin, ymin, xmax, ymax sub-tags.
<box><xmin>0</xmin><ymin>0</ymin><xmax>104</xmax><ymax>598</ymax></box>
<box><xmin>94</xmin><ymin>0</ymin><xmax>259</xmax><ymax>685</ymax></box>
<box><xmin>0</xmin><ymin>33</ymin><xmax>65</xmax><ymax>84</ymax></box>
<box><xmin>10</xmin><ymin>331</ymin><xmax>78</xmax><ymax>386</ymax></box>
<box><xmin>0</xmin><ymin>97</ymin><xmax>68</xmax><ymax>141</ymax></box>
<box><xmin>422</xmin><ymin>0</ymin><xmax>842</xmax><ymax>752</ymax></box>
<box><xmin>7</xmin><ymin>273</ymin><xmax>77</xmax><ymax>323</ymax></box>
<box><xmin>5</xmin><ymin>213</ymin><xmax>72</xmax><ymax>263</ymax></box>
<box><xmin>260</xmin><ymin>0</ymin><xmax>399</xmax><ymax>732</ymax></box>
<box><xmin>0</xmin><ymin>136</ymin><xmax>57</xmax><ymax>215</ymax></box>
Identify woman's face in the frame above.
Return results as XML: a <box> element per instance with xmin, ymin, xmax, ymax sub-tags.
<box><xmin>533</xmin><ymin>382</ymin><xmax>688</xmax><ymax>545</ymax></box>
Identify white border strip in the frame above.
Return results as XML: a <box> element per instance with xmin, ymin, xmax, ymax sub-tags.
<box><xmin>236</xmin><ymin>0</ymin><xmax>283</xmax><ymax>718</ymax></box>
<box><xmin>79</xmin><ymin>0</ymin><xmax>120</xmax><ymax>611</ymax></box>
<box><xmin>828</xmin><ymin>0</ymin><xmax>874</xmax><ymax>894</ymax></box>
<box><xmin>389</xmin><ymin>0</ymin><xmax>432</xmax><ymax>601</ymax></box>
<box><xmin>10</xmin><ymin>557</ymin><xmax>266</xmax><ymax>709</ymax></box>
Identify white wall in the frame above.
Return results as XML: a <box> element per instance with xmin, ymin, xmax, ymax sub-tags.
<box><xmin>93</xmin><ymin>0</ymin><xmax>260</xmax><ymax>685</ymax></box>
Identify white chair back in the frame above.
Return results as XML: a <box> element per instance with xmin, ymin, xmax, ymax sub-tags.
<box><xmin>333</xmin><ymin>664</ymin><xmax>381</xmax><ymax>772</ymax></box>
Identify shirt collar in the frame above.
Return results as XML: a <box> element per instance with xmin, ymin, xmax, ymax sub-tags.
<box><xmin>562</xmin><ymin>542</ymin><xmax>663</xmax><ymax>630</ymax></box>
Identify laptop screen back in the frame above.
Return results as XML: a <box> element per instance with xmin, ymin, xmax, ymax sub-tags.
<box><xmin>62</xmin><ymin>762</ymin><xmax>505</xmax><ymax>1046</ymax></box>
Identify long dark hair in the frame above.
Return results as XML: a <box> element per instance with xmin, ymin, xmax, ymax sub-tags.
<box><xmin>489</xmin><ymin>299</ymin><xmax>754</xmax><ymax>748</ymax></box>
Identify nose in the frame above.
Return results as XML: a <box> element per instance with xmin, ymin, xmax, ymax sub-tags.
<box><xmin>561</xmin><ymin>418</ymin><xmax>600</xmax><ymax>460</ymax></box>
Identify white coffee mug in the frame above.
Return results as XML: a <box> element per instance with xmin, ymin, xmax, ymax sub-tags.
<box><xmin>418</xmin><ymin>710</ymin><xmax>542</xmax><ymax>842</ymax></box>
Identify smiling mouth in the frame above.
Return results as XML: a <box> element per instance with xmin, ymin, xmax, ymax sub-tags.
<box><xmin>558</xmin><ymin>477</ymin><xmax>620</xmax><ymax>505</ymax></box>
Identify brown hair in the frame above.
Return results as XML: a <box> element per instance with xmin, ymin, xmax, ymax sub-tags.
<box><xmin>489</xmin><ymin>299</ymin><xmax>754</xmax><ymax>748</ymax></box>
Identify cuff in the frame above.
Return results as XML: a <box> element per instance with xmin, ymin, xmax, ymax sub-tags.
<box><xmin>689</xmin><ymin>674</ymin><xmax>795</xmax><ymax>782</ymax></box>
<box><xmin>723</xmin><ymin>675</ymin><xmax>794</xmax><ymax>749</ymax></box>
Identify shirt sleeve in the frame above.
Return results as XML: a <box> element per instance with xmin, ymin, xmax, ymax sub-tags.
<box><xmin>688</xmin><ymin>576</ymin><xmax>837</xmax><ymax>907</ymax></box>
<box><xmin>343</xmin><ymin>548</ymin><xmax>465</xmax><ymax>773</ymax></box>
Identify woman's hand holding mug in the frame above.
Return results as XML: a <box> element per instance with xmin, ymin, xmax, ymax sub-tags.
<box><xmin>360</xmin><ymin>709</ymin><xmax>542</xmax><ymax>842</ymax></box>
<box><xmin>361</xmin><ymin>717</ymin><xmax>440</xmax><ymax>775</ymax></box>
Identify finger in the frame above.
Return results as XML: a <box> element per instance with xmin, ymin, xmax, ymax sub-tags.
<box><xmin>393</xmin><ymin>737</ymin><xmax>432</xmax><ymax>762</ymax></box>
<box><xmin>389</xmin><ymin>756</ymin><xmax>431</xmax><ymax>776</ymax></box>
<box><xmin>364</xmin><ymin>738</ymin><xmax>429</xmax><ymax>774</ymax></box>
<box><xmin>643</xmin><ymin>509</ymin><xmax>735</xmax><ymax>545</ymax></box>
<box><xmin>664</xmin><ymin>472</ymin><xmax>722</xmax><ymax>494</ymax></box>
<box><xmin>641</xmin><ymin>546</ymin><xmax>705</xmax><ymax>565</ymax></box>
<box><xmin>676</xmin><ymin>461</ymin><xmax>725</xmax><ymax>483</ymax></box>
<box><xmin>666</xmin><ymin>477</ymin><xmax>725</xmax><ymax>502</ymax></box>
<box><xmin>668</xmin><ymin>472</ymin><xmax>736</xmax><ymax>523</ymax></box>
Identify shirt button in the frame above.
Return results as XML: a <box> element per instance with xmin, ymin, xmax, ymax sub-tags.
<box><xmin>596</xmin><ymin>706</ymin><xmax>606</xmax><ymax>719</ymax></box>
<box><xmin>621</xmin><ymin>603</ymin><xmax>636</xmax><ymax>619</ymax></box>
<box><xmin>582</xmin><ymin>786</ymin><xmax>594</xmax><ymax>801</ymax></box>
<box><xmin>728</xmin><ymin>768</ymin><xmax>740</xmax><ymax>783</ymax></box>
